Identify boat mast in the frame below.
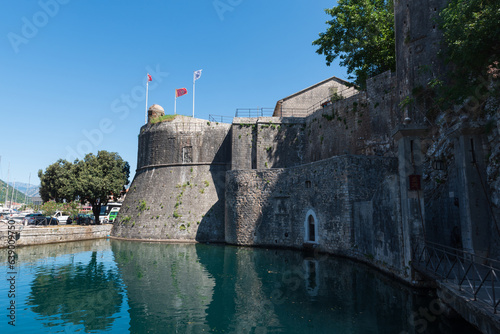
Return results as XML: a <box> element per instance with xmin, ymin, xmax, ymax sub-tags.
<box><xmin>25</xmin><ymin>173</ymin><xmax>31</xmax><ymax>205</ymax></box>
<box><xmin>10</xmin><ymin>181</ymin><xmax>15</xmax><ymax>209</ymax></box>
<box><xmin>5</xmin><ymin>163</ymin><xmax>9</xmax><ymax>209</ymax></box>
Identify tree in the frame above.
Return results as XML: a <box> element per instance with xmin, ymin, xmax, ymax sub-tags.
<box><xmin>40</xmin><ymin>201</ymin><xmax>80</xmax><ymax>217</ymax></box>
<box><xmin>312</xmin><ymin>0</ymin><xmax>395</xmax><ymax>88</ymax></box>
<box><xmin>74</xmin><ymin>151</ymin><xmax>130</xmax><ymax>222</ymax></box>
<box><xmin>38</xmin><ymin>159</ymin><xmax>77</xmax><ymax>203</ymax></box>
<box><xmin>28</xmin><ymin>251</ymin><xmax>123</xmax><ymax>331</ymax></box>
<box><xmin>38</xmin><ymin>151</ymin><xmax>130</xmax><ymax>223</ymax></box>
<box><xmin>438</xmin><ymin>0</ymin><xmax>500</xmax><ymax>105</ymax></box>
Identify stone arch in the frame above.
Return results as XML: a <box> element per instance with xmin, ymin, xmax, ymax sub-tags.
<box><xmin>304</xmin><ymin>209</ymin><xmax>318</xmax><ymax>243</ymax></box>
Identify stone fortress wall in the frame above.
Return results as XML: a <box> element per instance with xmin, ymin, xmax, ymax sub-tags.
<box><xmin>112</xmin><ymin>0</ymin><xmax>500</xmax><ymax>284</ymax></box>
<box><xmin>112</xmin><ymin>116</ymin><xmax>231</xmax><ymax>242</ymax></box>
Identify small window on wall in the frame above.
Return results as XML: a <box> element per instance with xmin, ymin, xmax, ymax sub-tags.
<box><xmin>304</xmin><ymin>209</ymin><xmax>318</xmax><ymax>243</ymax></box>
<box><xmin>305</xmin><ymin>181</ymin><xmax>312</xmax><ymax>188</ymax></box>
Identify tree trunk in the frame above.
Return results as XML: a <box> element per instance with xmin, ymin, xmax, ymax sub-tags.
<box><xmin>92</xmin><ymin>203</ymin><xmax>101</xmax><ymax>225</ymax></box>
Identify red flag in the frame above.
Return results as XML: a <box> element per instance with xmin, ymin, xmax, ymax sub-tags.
<box><xmin>176</xmin><ymin>88</ymin><xmax>187</xmax><ymax>98</ymax></box>
<box><xmin>147</xmin><ymin>74</ymin><xmax>152</xmax><ymax>81</ymax></box>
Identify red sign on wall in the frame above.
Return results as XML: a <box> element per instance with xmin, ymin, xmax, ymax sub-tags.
<box><xmin>409</xmin><ymin>174</ymin><xmax>421</xmax><ymax>191</ymax></box>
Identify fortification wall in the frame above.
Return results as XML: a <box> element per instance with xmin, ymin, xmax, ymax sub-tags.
<box><xmin>112</xmin><ymin>117</ymin><xmax>231</xmax><ymax>242</ymax></box>
<box><xmin>232</xmin><ymin>71</ymin><xmax>400</xmax><ymax>170</ymax></box>
<box><xmin>225</xmin><ymin>155</ymin><xmax>406</xmax><ymax>279</ymax></box>
<box><xmin>231</xmin><ymin>117</ymin><xmax>307</xmax><ymax>170</ymax></box>
<box><xmin>394</xmin><ymin>0</ymin><xmax>449</xmax><ymax>124</ymax></box>
<box><xmin>303</xmin><ymin>71</ymin><xmax>399</xmax><ymax>161</ymax></box>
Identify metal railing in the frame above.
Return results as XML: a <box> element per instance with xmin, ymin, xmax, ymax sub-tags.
<box><xmin>412</xmin><ymin>239</ymin><xmax>500</xmax><ymax>313</ymax></box>
<box><xmin>235</xmin><ymin>108</ymin><xmax>275</xmax><ymax>118</ymax></box>
<box><xmin>208</xmin><ymin>114</ymin><xmax>233</xmax><ymax>123</ymax></box>
<box><xmin>235</xmin><ymin>107</ymin><xmax>311</xmax><ymax>118</ymax></box>
<box><xmin>271</xmin><ymin>108</ymin><xmax>310</xmax><ymax>118</ymax></box>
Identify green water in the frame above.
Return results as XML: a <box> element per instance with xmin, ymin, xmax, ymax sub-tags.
<box><xmin>0</xmin><ymin>239</ymin><xmax>480</xmax><ymax>334</ymax></box>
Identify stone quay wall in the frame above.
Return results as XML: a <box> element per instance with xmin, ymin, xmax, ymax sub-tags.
<box><xmin>0</xmin><ymin>224</ymin><xmax>112</xmax><ymax>248</ymax></box>
<box><xmin>225</xmin><ymin>155</ymin><xmax>406</xmax><ymax>279</ymax></box>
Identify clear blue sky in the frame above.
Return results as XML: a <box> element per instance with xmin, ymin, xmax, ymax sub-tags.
<box><xmin>1</xmin><ymin>0</ymin><xmax>346</xmax><ymax>185</ymax></box>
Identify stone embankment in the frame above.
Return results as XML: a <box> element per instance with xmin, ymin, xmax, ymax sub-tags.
<box><xmin>0</xmin><ymin>221</ymin><xmax>112</xmax><ymax>248</ymax></box>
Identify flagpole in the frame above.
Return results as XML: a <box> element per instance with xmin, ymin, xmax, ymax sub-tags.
<box><xmin>145</xmin><ymin>77</ymin><xmax>149</xmax><ymax>124</ymax></box>
<box><xmin>174</xmin><ymin>91</ymin><xmax>177</xmax><ymax>115</ymax></box>
<box><xmin>193</xmin><ymin>73</ymin><xmax>195</xmax><ymax>118</ymax></box>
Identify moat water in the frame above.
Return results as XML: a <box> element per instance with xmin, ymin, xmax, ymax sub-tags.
<box><xmin>0</xmin><ymin>239</ymin><xmax>480</xmax><ymax>334</ymax></box>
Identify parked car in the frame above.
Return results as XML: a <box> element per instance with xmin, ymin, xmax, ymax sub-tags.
<box><xmin>53</xmin><ymin>211</ymin><xmax>71</xmax><ymax>224</ymax></box>
<box><xmin>23</xmin><ymin>213</ymin><xmax>59</xmax><ymax>225</ymax></box>
<box><xmin>67</xmin><ymin>213</ymin><xmax>97</xmax><ymax>225</ymax></box>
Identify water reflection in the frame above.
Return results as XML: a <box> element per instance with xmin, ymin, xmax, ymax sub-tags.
<box><xmin>115</xmin><ymin>242</ymin><xmax>479</xmax><ymax>334</ymax></box>
<box><xmin>0</xmin><ymin>240</ymin><xmax>481</xmax><ymax>334</ymax></box>
<box><xmin>27</xmin><ymin>251</ymin><xmax>123</xmax><ymax>332</ymax></box>
<box><xmin>111</xmin><ymin>240</ymin><xmax>215</xmax><ymax>333</ymax></box>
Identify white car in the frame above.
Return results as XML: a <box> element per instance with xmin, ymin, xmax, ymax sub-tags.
<box><xmin>53</xmin><ymin>211</ymin><xmax>71</xmax><ymax>224</ymax></box>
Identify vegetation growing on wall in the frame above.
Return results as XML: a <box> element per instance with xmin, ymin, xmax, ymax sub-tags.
<box><xmin>150</xmin><ymin>114</ymin><xmax>178</xmax><ymax>124</ymax></box>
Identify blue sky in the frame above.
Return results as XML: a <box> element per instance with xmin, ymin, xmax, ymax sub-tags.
<box><xmin>1</xmin><ymin>0</ymin><xmax>345</xmax><ymax>185</ymax></box>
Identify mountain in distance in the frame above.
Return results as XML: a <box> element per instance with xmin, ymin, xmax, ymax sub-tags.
<box><xmin>9</xmin><ymin>181</ymin><xmax>40</xmax><ymax>198</ymax></box>
<box><xmin>0</xmin><ymin>180</ymin><xmax>34</xmax><ymax>204</ymax></box>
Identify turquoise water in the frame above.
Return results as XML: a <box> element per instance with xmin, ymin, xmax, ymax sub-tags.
<box><xmin>1</xmin><ymin>239</ymin><xmax>479</xmax><ymax>334</ymax></box>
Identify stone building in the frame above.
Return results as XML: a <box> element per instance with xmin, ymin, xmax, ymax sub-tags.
<box><xmin>272</xmin><ymin>76</ymin><xmax>357</xmax><ymax>117</ymax></box>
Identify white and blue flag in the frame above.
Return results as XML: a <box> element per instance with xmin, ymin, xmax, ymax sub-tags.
<box><xmin>194</xmin><ymin>69</ymin><xmax>202</xmax><ymax>81</ymax></box>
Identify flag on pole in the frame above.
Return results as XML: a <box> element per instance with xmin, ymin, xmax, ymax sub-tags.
<box><xmin>145</xmin><ymin>73</ymin><xmax>151</xmax><ymax>124</ymax></box>
<box><xmin>194</xmin><ymin>69</ymin><xmax>202</xmax><ymax>81</ymax></box>
<box><xmin>176</xmin><ymin>88</ymin><xmax>188</xmax><ymax>98</ymax></box>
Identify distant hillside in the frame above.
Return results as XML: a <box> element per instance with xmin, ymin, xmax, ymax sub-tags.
<box><xmin>10</xmin><ymin>181</ymin><xmax>40</xmax><ymax>198</ymax></box>
<box><xmin>0</xmin><ymin>180</ymin><xmax>38</xmax><ymax>205</ymax></box>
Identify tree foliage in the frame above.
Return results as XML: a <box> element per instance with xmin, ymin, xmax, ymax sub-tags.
<box><xmin>40</xmin><ymin>201</ymin><xmax>80</xmax><ymax>217</ymax></box>
<box><xmin>438</xmin><ymin>0</ymin><xmax>500</xmax><ymax>104</ymax></box>
<box><xmin>313</xmin><ymin>0</ymin><xmax>395</xmax><ymax>88</ymax></box>
<box><xmin>28</xmin><ymin>251</ymin><xmax>123</xmax><ymax>332</ymax></box>
<box><xmin>38</xmin><ymin>151</ymin><xmax>130</xmax><ymax>222</ymax></box>
<box><xmin>74</xmin><ymin>151</ymin><xmax>130</xmax><ymax>221</ymax></box>
<box><xmin>38</xmin><ymin>159</ymin><xmax>76</xmax><ymax>203</ymax></box>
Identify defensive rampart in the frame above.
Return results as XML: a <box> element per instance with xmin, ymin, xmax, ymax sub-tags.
<box><xmin>112</xmin><ymin>116</ymin><xmax>231</xmax><ymax>242</ymax></box>
<box><xmin>225</xmin><ymin>155</ymin><xmax>406</xmax><ymax>278</ymax></box>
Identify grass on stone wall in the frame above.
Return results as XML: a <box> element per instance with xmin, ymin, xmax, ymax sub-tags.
<box><xmin>150</xmin><ymin>114</ymin><xmax>178</xmax><ymax>124</ymax></box>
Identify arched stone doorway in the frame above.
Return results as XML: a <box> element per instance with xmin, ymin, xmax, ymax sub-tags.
<box><xmin>304</xmin><ymin>209</ymin><xmax>318</xmax><ymax>243</ymax></box>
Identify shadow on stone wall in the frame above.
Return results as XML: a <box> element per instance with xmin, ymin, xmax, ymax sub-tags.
<box><xmin>196</xmin><ymin>129</ymin><xmax>232</xmax><ymax>242</ymax></box>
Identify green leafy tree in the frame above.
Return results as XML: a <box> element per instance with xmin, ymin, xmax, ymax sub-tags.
<box><xmin>313</xmin><ymin>0</ymin><xmax>395</xmax><ymax>88</ymax></box>
<box><xmin>28</xmin><ymin>251</ymin><xmax>123</xmax><ymax>332</ymax></box>
<box><xmin>39</xmin><ymin>151</ymin><xmax>130</xmax><ymax>223</ymax></box>
<box><xmin>38</xmin><ymin>159</ymin><xmax>77</xmax><ymax>203</ymax></box>
<box><xmin>438</xmin><ymin>0</ymin><xmax>500</xmax><ymax>104</ymax></box>
<box><xmin>74</xmin><ymin>151</ymin><xmax>130</xmax><ymax>222</ymax></box>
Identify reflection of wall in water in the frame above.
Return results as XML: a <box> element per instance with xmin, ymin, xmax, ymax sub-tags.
<box><xmin>0</xmin><ymin>239</ymin><xmax>110</xmax><ymax>263</ymax></box>
<box><xmin>111</xmin><ymin>240</ymin><xmax>215</xmax><ymax>333</ymax></box>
